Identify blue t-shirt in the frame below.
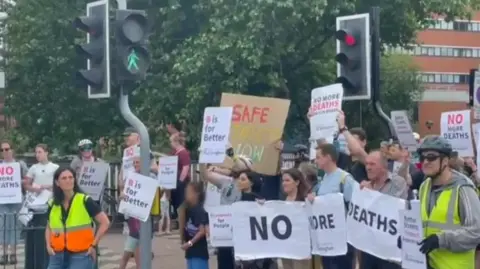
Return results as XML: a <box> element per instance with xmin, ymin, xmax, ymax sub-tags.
<box><xmin>315</xmin><ymin>168</ymin><xmax>357</xmax><ymax>202</ymax></box>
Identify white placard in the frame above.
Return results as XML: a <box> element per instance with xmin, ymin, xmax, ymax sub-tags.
<box><xmin>474</xmin><ymin>70</ymin><xmax>480</xmax><ymax>119</ymax></box>
<box><xmin>400</xmin><ymin>200</ymin><xmax>427</xmax><ymax>269</ymax></box>
<box><xmin>199</xmin><ymin>107</ymin><xmax>233</xmax><ymax>164</ymax></box>
<box><xmin>310</xmin><ymin>84</ymin><xmax>343</xmax><ymax>142</ymax></box>
<box><xmin>391</xmin><ymin>110</ymin><xmax>417</xmax><ymax>152</ymax></box>
<box><xmin>118</xmin><ymin>171</ymin><xmax>158</xmax><ymax>222</ymax></box>
<box><xmin>232</xmin><ymin>201</ymin><xmax>311</xmax><ymax>260</ymax></box>
<box><xmin>0</xmin><ymin>163</ymin><xmax>22</xmax><ymax>204</ymax></box>
<box><xmin>78</xmin><ymin>162</ymin><xmax>109</xmax><ymax>201</ymax></box>
<box><xmin>347</xmin><ymin>188</ymin><xmax>405</xmax><ymax>262</ymax></box>
<box><xmin>18</xmin><ymin>185</ymin><xmax>52</xmax><ymax>226</ymax></box>
<box><xmin>440</xmin><ymin>110</ymin><xmax>474</xmax><ymax>157</ymax></box>
<box><xmin>208</xmin><ymin>205</ymin><xmax>233</xmax><ymax>247</ymax></box>
<box><xmin>306</xmin><ymin>194</ymin><xmax>348</xmax><ymax>256</ymax></box>
<box><xmin>157</xmin><ymin>156</ymin><xmax>178</xmax><ymax>189</ymax></box>
<box><xmin>122</xmin><ymin>145</ymin><xmax>140</xmax><ymax>181</ymax></box>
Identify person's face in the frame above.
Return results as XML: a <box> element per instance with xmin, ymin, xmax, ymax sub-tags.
<box><xmin>352</xmin><ymin>134</ymin><xmax>366</xmax><ymax>149</ymax></box>
<box><xmin>124</xmin><ymin>133</ymin><xmax>138</xmax><ymax>147</ymax></box>
<box><xmin>133</xmin><ymin>158</ymin><xmax>141</xmax><ymax>173</ymax></box>
<box><xmin>35</xmin><ymin>147</ymin><xmax>48</xmax><ymax>162</ymax></box>
<box><xmin>315</xmin><ymin>149</ymin><xmax>329</xmax><ymax>170</ymax></box>
<box><xmin>388</xmin><ymin>144</ymin><xmax>402</xmax><ymax>160</ymax></box>
<box><xmin>420</xmin><ymin>150</ymin><xmax>443</xmax><ymax>176</ymax></box>
<box><xmin>1</xmin><ymin>143</ymin><xmax>12</xmax><ymax>160</ymax></box>
<box><xmin>80</xmin><ymin>144</ymin><xmax>93</xmax><ymax>158</ymax></box>
<box><xmin>167</xmin><ymin>124</ymin><xmax>178</xmax><ymax>135</ymax></box>
<box><xmin>236</xmin><ymin>172</ymin><xmax>252</xmax><ymax>191</ymax></box>
<box><xmin>365</xmin><ymin>152</ymin><xmax>385</xmax><ymax>180</ymax></box>
<box><xmin>185</xmin><ymin>184</ymin><xmax>198</xmax><ymax>205</ymax></box>
<box><xmin>55</xmin><ymin>170</ymin><xmax>75</xmax><ymax>192</ymax></box>
<box><xmin>282</xmin><ymin>173</ymin><xmax>298</xmax><ymax>195</ymax></box>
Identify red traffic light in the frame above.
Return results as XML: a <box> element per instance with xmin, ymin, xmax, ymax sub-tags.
<box><xmin>336</xmin><ymin>30</ymin><xmax>356</xmax><ymax>46</ymax></box>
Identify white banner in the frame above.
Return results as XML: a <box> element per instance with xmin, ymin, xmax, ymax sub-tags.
<box><xmin>306</xmin><ymin>194</ymin><xmax>347</xmax><ymax>256</ymax></box>
<box><xmin>310</xmin><ymin>84</ymin><xmax>343</xmax><ymax>142</ymax></box>
<box><xmin>440</xmin><ymin>110</ymin><xmax>474</xmax><ymax>157</ymax></box>
<box><xmin>0</xmin><ymin>163</ymin><xmax>22</xmax><ymax>204</ymax></box>
<box><xmin>347</xmin><ymin>188</ymin><xmax>404</xmax><ymax>262</ymax></box>
<box><xmin>208</xmin><ymin>205</ymin><xmax>233</xmax><ymax>247</ymax></box>
<box><xmin>157</xmin><ymin>156</ymin><xmax>178</xmax><ymax>189</ymax></box>
<box><xmin>118</xmin><ymin>172</ymin><xmax>158</xmax><ymax>222</ymax></box>
<box><xmin>400</xmin><ymin>200</ymin><xmax>427</xmax><ymax>269</ymax></box>
<box><xmin>199</xmin><ymin>107</ymin><xmax>233</xmax><ymax>164</ymax></box>
<box><xmin>232</xmin><ymin>201</ymin><xmax>311</xmax><ymax>260</ymax></box>
<box><xmin>78</xmin><ymin>162</ymin><xmax>109</xmax><ymax>201</ymax></box>
<box><xmin>18</xmin><ymin>184</ymin><xmax>52</xmax><ymax>226</ymax></box>
<box><xmin>122</xmin><ymin>146</ymin><xmax>140</xmax><ymax>181</ymax></box>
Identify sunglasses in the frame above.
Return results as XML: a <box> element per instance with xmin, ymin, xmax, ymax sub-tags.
<box><xmin>420</xmin><ymin>154</ymin><xmax>441</xmax><ymax>163</ymax></box>
<box><xmin>1</xmin><ymin>148</ymin><xmax>10</xmax><ymax>152</ymax></box>
<box><xmin>80</xmin><ymin>146</ymin><xmax>92</xmax><ymax>151</ymax></box>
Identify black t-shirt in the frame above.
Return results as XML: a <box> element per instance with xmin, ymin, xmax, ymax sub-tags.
<box><xmin>336</xmin><ymin>152</ymin><xmax>352</xmax><ymax>170</ymax></box>
<box><xmin>47</xmin><ymin>193</ymin><xmax>102</xmax><ymax>219</ymax></box>
<box><xmin>349</xmin><ymin>161</ymin><xmax>367</xmax><ymax>183</ymax></box>
<box><xmin>184</xmin><ymin>205</ymin><xmax>209</xmax><ymax>259</ymax></box>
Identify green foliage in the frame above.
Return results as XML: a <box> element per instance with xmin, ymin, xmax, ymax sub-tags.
<box><xmin>4</xmin><ymin>0</ymin><xmax>477</xmax><ymax>152</ymax></box>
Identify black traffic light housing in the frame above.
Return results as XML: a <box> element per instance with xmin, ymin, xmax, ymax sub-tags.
<box><xmin>115</xmin><ymin>9</ymin><xmax>151</xmax><ymax>82</ymax></box>
<box><xmin>336</xmin><ymin>14</ymin><xmax>371</xmax><ymax>101</ymax></box>
<box><xmin>74</xmin><ymin>0</ymin><xmax>110</xmax><ymax>99</ymax></box>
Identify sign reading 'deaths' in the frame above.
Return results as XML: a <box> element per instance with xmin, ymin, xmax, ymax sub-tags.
<box><xmin>220</xmin><ymin>93</ymin><xmax>290</xmax><ymax>175</ymax></box>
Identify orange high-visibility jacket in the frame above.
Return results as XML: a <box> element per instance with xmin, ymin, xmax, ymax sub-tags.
<box><xmin>48</xmin><ymin>193</ymin><xmax>94</xmax><ymax>252</ymax></box>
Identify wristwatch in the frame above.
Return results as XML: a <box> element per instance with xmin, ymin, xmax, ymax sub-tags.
<box><xmin>187</xmin><ymin>240</ymin><xmax>193</xmax><ymax>247</ymax></box>
<box><xmin>339</xmin><ymin>126</ymin><xmax>348</xmax><ymax>133</ymax></box>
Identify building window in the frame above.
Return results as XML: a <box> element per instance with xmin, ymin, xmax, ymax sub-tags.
<box><xmin>388</xmin><ymin>45</ymin><xmax>480</xmax><ymax>58</ymax></box>
<box><xmin>429</xmin><ymin>19</ymin><xmax>480</xmax><ymax>32</ymax></box>
<box><xmin>420</xmin><ymin>73</ymin><xmax>469</xmax><ymax>84</ymax></box>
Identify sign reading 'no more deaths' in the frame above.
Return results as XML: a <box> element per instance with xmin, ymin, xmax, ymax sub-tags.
<box><xmin>220</xmin><ymin>93</ymin><xmax>290</xmax><ymax>175</ymax></box>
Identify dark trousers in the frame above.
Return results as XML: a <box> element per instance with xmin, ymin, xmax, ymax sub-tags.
<box><xmin>171</xmin><ymin>180</ymin><xmax>187</xmax><ymax>219</ymax></box>
<box><xmin>217</xmin><ymin>247</ymin><xmax>234</xmax><ymax>269</ymax></box>
<box><xmin>321</xmin><ymin>244</ymin><xmax>354</xmax><ymax>269</ymax></box>
<box><xmin>360</xmin><ymin>251</ymin><xmax>401</xmax><ymax>269</ymax></box>
<box><xmin>25</xmin><ymin>213</ymin><xmax>49</xmax><ymax>269</ymax></box>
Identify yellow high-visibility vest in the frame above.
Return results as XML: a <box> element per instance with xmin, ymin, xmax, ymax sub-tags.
<box><xmin>419</xmin><ymin>178</ymin><xmax>474</xmax><ymax>269</ymax></box>
<box><xmin>48</xmin><ymin>193</ymin><xmax>94</xmax><ymax>252</ymax></box>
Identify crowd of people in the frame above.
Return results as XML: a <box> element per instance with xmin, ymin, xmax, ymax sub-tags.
<box><xmin>0</xmin><ymin>102</ymin><xmax>479</xmax><ymax>269</ymax></box>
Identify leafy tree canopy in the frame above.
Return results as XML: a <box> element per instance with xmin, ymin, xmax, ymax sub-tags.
<box><xmin>4</xmin><ymin>0</ymin><xmax>477</xmax><ymax>154</ymax></box>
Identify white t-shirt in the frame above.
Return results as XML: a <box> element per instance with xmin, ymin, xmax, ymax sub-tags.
<box><xmin>26</xmin><ymin>162</ymin><xmax>59</xmax><ymax>187</ymax></box>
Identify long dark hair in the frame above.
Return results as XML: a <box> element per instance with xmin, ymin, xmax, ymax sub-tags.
<box><xmin>52</xmin><ymin>167</ymin><xmax>83</xmax><ymax>205</ymax></box>
<box><xmin>282</xmin><ymin>168</ymin><xmax>308</xmax><ymax>201</ymax></box>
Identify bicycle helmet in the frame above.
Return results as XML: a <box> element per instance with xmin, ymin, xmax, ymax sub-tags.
<box><xmin>417</xmin><ymin>135</ymin><xmax>452</xmax><ymax>156</ymax></box>
<box><xmin>78</xmin><ymin>139</ymin><xmax>93</xmax><ymax>148</ymax></box>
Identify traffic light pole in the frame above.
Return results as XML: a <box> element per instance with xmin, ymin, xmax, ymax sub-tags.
<box><xmin>116</xmin><ymin>1</ymin><xmax>152</xmax><ymax>269</ymax></box>
<box><xmin>370</xmin><ymin>7</ymin><xmax>397</xmax><ymax>139</ymax></box>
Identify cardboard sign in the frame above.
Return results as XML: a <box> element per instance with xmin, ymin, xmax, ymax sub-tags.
<box><xmin>220</xmin><ymin>93</ymin><xmax>290</xmax><ymax>175</ymax></box>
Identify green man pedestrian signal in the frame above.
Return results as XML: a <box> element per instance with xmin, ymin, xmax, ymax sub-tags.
<box><xmin>115</xmin><ymin>9</ymin><xmax>150</xmax><ymax>82</ymax></box>
<box><xmin>335</xmin><ymin>14</ymin><xmax>371</xmax><ymax>101</ymax></box>
<box><xmin>73</xmin><ymin>0</ymin><xmax>110</xmax><ymax>99</ymax></box>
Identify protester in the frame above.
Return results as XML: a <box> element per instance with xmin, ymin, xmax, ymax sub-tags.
<box><xmin>200</xmin><ymin>152</ymin><xmax>252</xmax><ymax>269</ymax></box>
<box><xmin>157</xmin><ymin>189</ymin><xmax>171</xmax><ymax>235</ymax></box>
<box><xmin>0</xmin><ymin>140</ymin><xmax>28</xmax><ymax>265</ymax></box>
<box><xmin>386</xmin><ymin>140</ymin><xmax>418</xmax><ymax>179</ymax></box>
<box><xmin>46</xmin><ymin>167</ymin><xmax>110</xmax><ymax>269</ymax></box>
<box><xmin>70</xmin><ymin>139</ymin><xmax>102</xmax><ymax>177</ymax></box>
<box><xmin>24</xmin><ymin>144</ymin><xmax>59</xmax><ymax>193</ymax></box>
<box><xmin>307</xmin><ymin>143</ymin><xmax>357</xmax><ymax>269</ymax></box>
<box><xmin>298</xmin><ymin>162</ymin><xmax>318</xmax><ymax>192</ymax></box>
<box><xmin>416</xmin><ymin>136</ymin><xmax>480</xmax><ymax>269</ymax></box>
<box><xmin>359</xmin><ymin>150</ymin><xmax>408</xmax><ymax>269</ymax></box>
<box><xmin>179</xmin><ymin>182</ymin><xmax>209</xmax><ymax>269</ymax></box>
<box><xmin>170</xmin><ymin>132</ymin><xmax>191</xmax><ymax>221</ymax></box>
<box><xmin>280</xmin><ymin>168</ymin><xmax>310</xmax><ymax>269</ymax></box>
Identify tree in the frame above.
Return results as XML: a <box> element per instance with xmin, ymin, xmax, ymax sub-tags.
<box><xmin>4</xmin><ymin>0</ymin><xmax>123</xmax><ymax>152</ymax></box>
<box><xmin>4</xmin><ymin>0</ymin><xmax>478</xmax><ymax>153</ymax></box>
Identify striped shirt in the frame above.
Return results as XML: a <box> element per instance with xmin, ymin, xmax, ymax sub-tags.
<box><xmin>375</xmin><ymin>173</ymin><xmax>408</xmax><ymax>199</ymax></box>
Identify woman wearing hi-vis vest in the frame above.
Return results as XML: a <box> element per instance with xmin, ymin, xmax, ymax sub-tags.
<box><xmin>45</xmin><ymin>167</ymin><xmax>110</xmax><ymax>269</ymax></box>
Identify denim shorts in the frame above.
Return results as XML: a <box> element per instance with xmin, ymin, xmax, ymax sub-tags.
<box><xmin>186</xmin><ymin>257</ymin><xmax>209</xmax><ymax>269</ymax></box>
<box><xmin>47</xmin><ymin>251</ymin><xmax>94</xmax><ymax>269</ymax></box>
<box><xmin>124</xmin><ymin>236</ymin><xmax>139</xmax><ymax>252</ymax></box>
